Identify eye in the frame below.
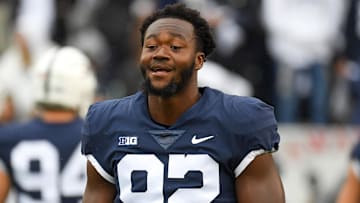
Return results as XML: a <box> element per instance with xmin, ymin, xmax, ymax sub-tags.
<box><xmin>145</xmin><ymin>45</ymin><xmax>157</xmax><ymax>50</ymax></box>
<box><xmin>170</xmin><ymin>45</ymin><xmax>181</xmax><ymax>51</ymax></box>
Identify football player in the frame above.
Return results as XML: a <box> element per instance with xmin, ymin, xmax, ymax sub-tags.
<box><xmin>0</xmin><ymin>46</ymin><xmax>97</xmax><ymax>203</ymax></box>
<box><xmin>337</xmin><ymin>142</ymin><xmax>360</xmax><ymax>203</ymax></box>
<box><xmin>81</xmin><ymin>3</ymin><xmax>285</xmax><ymax>203</ymax></box>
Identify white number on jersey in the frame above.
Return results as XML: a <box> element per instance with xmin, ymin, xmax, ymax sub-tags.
<box><xmin>117</xmin><ymin>154</ymin><xmax>220</xmax><ymax>203</ymax></box>
<box><xmin>10</xmin><ymin>140</ymin><xmax>86</xmax><ymax>203</ymax></box>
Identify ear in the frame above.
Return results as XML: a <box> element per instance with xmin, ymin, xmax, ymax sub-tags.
<box><xmin>195</xmin><ymin>52</ymin><xmax>205</xmax><ymax>71</ymax></box>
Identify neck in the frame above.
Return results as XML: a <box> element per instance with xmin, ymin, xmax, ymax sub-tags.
<box><xmin>147</xmin><ymin>86</ymin><xmax>201</xmax><ymax>126</ymax></box>
<box><xmin>39</xmin><ymin>110</ymin><xmax>78</xmax><ymax>123</ymax></box>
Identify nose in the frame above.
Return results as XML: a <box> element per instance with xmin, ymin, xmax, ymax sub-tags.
<box><xmin>153</xmin><ymin>46</ymin><xmax>170</xmax><ymax>60</ymax></box>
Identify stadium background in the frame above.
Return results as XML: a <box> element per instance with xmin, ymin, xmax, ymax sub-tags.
<box><xmin>0</xmin><ymin>0</ymin><xmax>359</xmax><ymax>203</ymax></box>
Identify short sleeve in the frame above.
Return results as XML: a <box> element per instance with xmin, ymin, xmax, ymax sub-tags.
<box><xmin>81</xmin><ymin>104</ymin><xmax>95</xmax><ymax>156</ymax></box>
<box><xmin>81</xmin><ymin>103</ymin><xmax>116</xmax><ymax>184</ymax></box>
<box><xmin>229</xmin><ymin>97</ymin><xmax>280</xmax><ymax>177</ymax></box>
<box><xmin>350</xmin><ymin>143</ymin><xmax>360</xmax><ymax>162</ymax></box>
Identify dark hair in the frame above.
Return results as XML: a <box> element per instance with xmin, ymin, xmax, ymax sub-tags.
<box><xmin>140</xmin><ymin>3</ymin><xmax>216</xmax><ymax>58</ymax></box>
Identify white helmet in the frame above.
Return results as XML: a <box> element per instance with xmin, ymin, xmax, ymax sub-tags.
<box><xmin>33</xmin><ymin>46</ymin><xmax>97</xmax><ymax>116</ymax></box>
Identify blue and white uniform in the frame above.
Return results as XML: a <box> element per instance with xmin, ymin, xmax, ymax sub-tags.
<box><xmin>0</xmin><ymin>118</ymin><xmax>86</xmax><ymax>203</ymax></box>
<box><xmin>82</xmin><ymin>87</ymin><xmax>280</xmax><ymax>202</ymax></box>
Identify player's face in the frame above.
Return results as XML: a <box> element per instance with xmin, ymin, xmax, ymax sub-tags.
<box><xmin>140</xmin><ymin>18</ymin><xmax>201</xmax><ymax>98</ymax></box>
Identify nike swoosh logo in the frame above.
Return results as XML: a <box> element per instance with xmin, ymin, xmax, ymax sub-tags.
<box><xmin>191</xmin><ymin>135</ymin><xmax>215</xmax><ymax>144</ymax></box>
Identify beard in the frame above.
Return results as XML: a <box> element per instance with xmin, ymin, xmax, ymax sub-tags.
<box><xmin>141</xmin><ymin>61</ymin><xmax>195</xmax><ymax>98</ymax></box>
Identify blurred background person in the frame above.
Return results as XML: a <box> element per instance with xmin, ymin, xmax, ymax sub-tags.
<box><xmin>200</xmin><ymin>0</ymin><xmax>275</xmax><ymax>104</ymax></box>
<box><xmin>53</xmin><ymin>0</ymin><xmax>114</xmax><ymax>98</ymax></box>
<box><xmin>0</xmin><ymin>0</ymin><xmax>11</xmax><ymax>53</ymax></box>
<box><xmin>0</xmin><ymin>0</ymin><xmax>359</xmax><ymax>201</ymax></box>
<box><xmin>0</xmin><ymin>46</ymin><xmax>97</xmax><ymax>203</ymax></box>
<box><xmin>0</xmin><ymin>0</ymin><xmax>56</xmax><ymax>124</ymax></box>
<box><xmin>262</xmin><ymin>0</ymin><xmax>348</xmax><ymax>123</ymax></box>
<box><xmin>198</xmin><ymin>60</ymin><xmax>253</xmax><ymax>96</ymax></box>
<box><xmin>331</xmin><ymin>0</ymin><xmax>360</xmax><ymax>124</ymax></box>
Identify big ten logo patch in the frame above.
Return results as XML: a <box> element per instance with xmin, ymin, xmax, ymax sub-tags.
<box><xmin>118</xmin><ymin>136</ymin><xmax>138</xmax><ymax>146</ymax></box>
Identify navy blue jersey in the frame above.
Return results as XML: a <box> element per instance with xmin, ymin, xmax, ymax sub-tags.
<box><xmin>81</xmin><ymin>87</ymin><xmax>280</xmax><ymax>203</ymax></box>
<box><xmin>344</xmin><ymin>0</ymin><xmax>360</xmax><ymax>62</ymax></box>
<box><xmin>351</xmin><ymin>142</ymin><xmax>360</xmax><ymax>160</ymax></box>
<box><xmin>0</xmin><ymin>117</ymin><xmax>86</xmax><ymax>203</ymax></box>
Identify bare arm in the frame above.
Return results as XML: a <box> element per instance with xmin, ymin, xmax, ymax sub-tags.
<box><xmin>82</xmin><ymin>161</ymin><xmax>116</xmax><ymax>203</ymax></box>
<box><xmin>0</xmin><ymin>96</ymin><xmax>14</xmax><ymax>124</ymax></box>
<box><xmin>235</xmin><ymin>153</ymin><xmax>285</xmax><ymax>203</ymax></box>
<box><xmin>336</xmin><ymin>166</ymin><xmax>360</xmax><ymax>203</ymax></box>
<box><xmin>0</xmin><ymin>170</ymin><xmax>11</xmax><ymax>203</ymax></box>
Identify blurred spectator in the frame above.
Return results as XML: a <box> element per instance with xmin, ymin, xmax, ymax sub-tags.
<box><xmin>330</xmin><ymin>57</ymin><xmax>353</xmax><ymax>123</ymax></box>
<box><xmin>212</xmin><ymin>0</ymin><xmax>275</xmax><ymax>105</ymax></box>
<box><xmin>49</xmin><ymin>0</ymin><xmax>138</xmax><ymax>99</ymax></box>
<box><xmin>53</xmin><ymin>0</ymin><xmax>110</xmax><ymax>97</ymax></box>
<box><xmin>92</xmin><ymin>0</ymin><xmax>142</xmax><ymax>98</ymax></box>
<box><xmin>0</xmin><ymin>0</ymin><xmax>11</xmax><ymax>53</ymax></box>
<box><xmin>262</xmin><ymin>0</ymin><xmax>348</xmax><ymax>123</ymax></box>
<box><xmin>198</xmin><ymin>60</ymin><xmax>253</xmax><ymax>96</ymax></box>
<box><xmin>0</xmin><ymin>0</ymin><xmax>56</xmax><ymax>124</ymax></box>
<box><xmin>332</xmin><ymin>0</ymin><xmax>360</xmax><ymax>124</ymax></box>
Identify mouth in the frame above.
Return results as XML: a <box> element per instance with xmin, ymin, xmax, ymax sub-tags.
<box><xmin>148</xmin><ymin>65</ymin><xmax>173</xmax><ymax>79</ymax></box>
<box><xmin>150</xmin><ymin>64</ymin><xmax>172</xmax><ymax>72</ymax></box>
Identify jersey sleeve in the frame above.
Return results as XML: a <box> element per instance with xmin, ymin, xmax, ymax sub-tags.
<box><xmin>0</xmin><ymin>128</ymin><xmax>14</xmax><ymax>176</ymax></box>
<box><xmin>81</xmin><ymin>102</ymin><xmax>116</xmax><ymax>184</ymax></box>
<box><xmin>351</xmin><ymin>142</ymin><xmax>360</xmax><ymax>161</ymax></box>
<box><xmin>229</xmin><ymin>97</ymin><xmax>280</xmax><ymax>177</ymax></box>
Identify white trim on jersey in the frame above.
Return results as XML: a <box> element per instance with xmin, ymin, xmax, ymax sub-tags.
<box><xmin>234</xmin><ymin>149</ymin><xmax>266</xmax><ymax>177</ymax></box>
<box><xmin>87</xmin><ymin>155</ymin><xmax>115</xmax><ymax>184</ymax></box>
<box><xmin>351</xmin><ymin>159</ymin><xmax>360</xmax><ymax>180</ymax></box>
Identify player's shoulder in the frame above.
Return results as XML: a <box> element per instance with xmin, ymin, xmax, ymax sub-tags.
<box><xmin>0</xmin><ymin>121</ymin><xmax>26</xmax><ymax>135</ymax></box>
<box><xmin>87</xmin><ymin>93</ymin><xmax>141</xmax><ymax>118</ymax></box>
<box><xmin>84</xmin><ymin>92</ymin><xmax>143</xmax><ymax>131</ymax></box>
<box><xmin>206</xmin><ymin>87</ymin><xmax>277</xmax><ymax>132</ymax></box>
<box><xmin>0</xmin><ymin>121</ymin><xmax>31</xmax><ymax>144</ymax></box>
<box><xmin>204</xmin><ymin>88</ymin><xmax>280</xmax><ymax>154</ymax></box>
<box><xmin>206</xmin><ymin>87</ymin><xmax>272</xmax><ymax>110</ymax></box>
<box><xmin>226</xmin><ymin>96</ymin><xmax>276</xmax><ymax>132</ymax></box>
